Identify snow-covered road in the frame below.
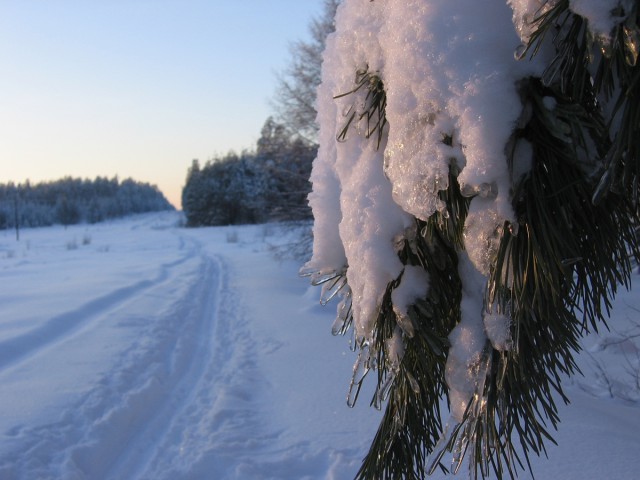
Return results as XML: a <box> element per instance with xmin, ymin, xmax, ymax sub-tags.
<box><xmin>0</xmin><ymin>213</ymin><xmax>376</xmax><ymax>479</ymax></box>
<box><xmin>0</xmin><ymin>212</ymin><xmax>639</xmax><ymax>479</ymax></box>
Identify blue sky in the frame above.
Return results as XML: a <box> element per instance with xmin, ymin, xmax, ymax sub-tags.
<box><xmin>0</xmin><ymin>1</ymin><xmax>324</xmax><ymax>208</ymax></box>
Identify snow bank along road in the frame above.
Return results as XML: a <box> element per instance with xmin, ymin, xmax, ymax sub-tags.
<box><xmin>0</xmin><ymin>212</ymin><xmax>639</xmax><ymax>479</ymax></box>
<box><xmin>0</xmin><ymin>213</ymin><xmax>375</xmax><ymax>479</ymax></box>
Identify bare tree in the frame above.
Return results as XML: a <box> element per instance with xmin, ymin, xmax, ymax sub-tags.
<box><xmin>271</xmin><ymin>0</ymin><xmax>340</xmax><ymax>144</ymax></box>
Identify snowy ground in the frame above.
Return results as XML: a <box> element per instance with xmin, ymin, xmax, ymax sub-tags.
<box><xmin>0</xmin><ymin>211</ymin><xmax>638</xmax><ymax>479</ymax></box>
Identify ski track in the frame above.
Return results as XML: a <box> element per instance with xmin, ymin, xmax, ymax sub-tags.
<box><xmin>0</xmin><ymin>229</ymin><xmax>270</xmax><ymax>479</ymax></box>
<box><xmin>0</xmin><ymin>242</ymin><xmax>195</xmax><ymax>371</ymax></box>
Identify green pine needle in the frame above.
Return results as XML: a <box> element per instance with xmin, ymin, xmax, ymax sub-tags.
<box><xmin>335</xmin><ymin>68</ymin><xmax>388</xmax><ymax>150</ymax></box>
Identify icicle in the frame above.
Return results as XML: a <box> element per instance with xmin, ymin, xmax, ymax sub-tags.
<box><xmin>430</xmin><ymin>347</ymin><xmax>492</xmax><ymax>474</ymax></box>
<box><xmin>394</xmin><ymin>311</ymin><xmax>415</xmax><ymax>338</ymax></box>
<box><xmin>347</xmin><ymin>346</ymin><xmax>371</xmax><ymax>407</ymax></box>
<box><xmin>427</xmin><ymin>421</ymin><xmax>462</xmax><ymax>475</ymax></box>
<box><xmin>513</xmin><ymin>43</ymin><xmax>527</xmax><ymax>60</ymax></box>
<box><xmin>623</xmin><ymin>23</ymin><xmax>640</xmax><ymax>66</ymax></box>
<box><xmin>592</xmin><ymin>165</ymin><xmax>614</xmax><ymax>204</ymax></box>
<box><xmin>374</xmin><ymin>371</ymin><xmax>396</xmax><ymax>409</ymax></box>
<box><xmin>406</xmin><ymin>370</ymin><xmax>420</xmax><ymax>395</ymax></box>
<box><xmin>299</xmin><ymin>266</ymin><xmax>344</xmax><ymax>287</ymax></box>
<box><xmin>390</xmin><ymin>395</ymin><xmax>408</xmax><ymax>439</ymax></box>
<box><xmin>348</xmin><ymin>324</ymin><xmax>358</xmax><ymax>353</ymax></box>
<box><xmin>331</xmin><ymin>292</ymin><xmax>353</xmax><ymax>336</ymax></box>
<box><xmin>320</xmin><ymin>275</ymin><xmax>347</xmax><ymax>305</ymax></box>
<box><xmin>374</xmin><ymin>326</ymin><xmax>406</xmax><ymax>408</ymax></box>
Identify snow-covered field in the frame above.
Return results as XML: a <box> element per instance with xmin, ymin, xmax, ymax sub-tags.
<box><xmin>0</xmin><ymin>211</ymin><xmax>638</xmax><ymax>479</ymax></box>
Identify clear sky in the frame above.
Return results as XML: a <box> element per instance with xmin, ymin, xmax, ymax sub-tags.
<box><xmin>0</xmin><ymin>0</ymin><xmax>324</xmax><ymax>209</ymax></box>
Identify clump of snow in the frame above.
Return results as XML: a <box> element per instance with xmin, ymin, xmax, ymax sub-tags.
<box><xmin>508</xmin><ymin>0</ymin><xmax>554</xmax><ymax>45</ymax></box>
<box><xmin>306</xmin><ymin>0</ymin><xmax>413</xmax><ymax>343</ymax></box>
<box><xmin>569</xmin><ymin>0</ymin><xmax>623</xmax><ymax>42</ymax></box>
<box><xmin>391</xmin><ymin>265</ymin><xmax>430</xmax><ymax>338</ymax></box>
<box><xmin>337</xmin><ymin>142</ymin><xmax>411</xmax><ymax>341</ymax></box>
<box><xmin>304</xmin><ymin>74</ymin><xmax>345</xmax><ymax>278</ymax></box>
<box><xmin>463</xmin><ymin>197</ymin><xmax>505</xmax><ymax>277</ymax></box>
<box><xmin>379</xmin><ymin>0</ymin><xmax>537</xmax><ymax>234</ymax></box>
<box><xmin>484</xmin><ymin>312</ymin><xmax>514</xmax><ymax>351</ymax></box>
<box><xmin>445</xmin><ymin>253</ymin><xmax>491</xmax><ymax>422</ymax></box>
<box><xmin>511</xmin><ymin>0</ymin><xmax>630</xmax><ymax>54</ymax></box>
<box><xmin>380</xmin><ymin>1</ymin><xmax>460</xmax><ymax>221</ymax></box>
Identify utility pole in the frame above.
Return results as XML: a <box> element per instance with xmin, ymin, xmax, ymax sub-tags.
<box><xmin>13</xmin><ymin>184</ymin><xmax>20</xmax><ymax>241</ymax></box>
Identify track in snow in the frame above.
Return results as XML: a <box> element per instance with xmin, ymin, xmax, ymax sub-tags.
<box><xmin>0</xmin><ymin>226</ymin><xmax>269</xmax><ymax>479</ymax></box>
<box><xmin>0</xmin><ymin>247</ymin><xmax>195</xmax><ymax>372</ymax></box>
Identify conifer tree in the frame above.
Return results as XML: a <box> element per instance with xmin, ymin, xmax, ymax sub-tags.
<box><xmin>302</xmin><ymin>1</ymin><xmax>640</xmax><ymax>478</ymax></box>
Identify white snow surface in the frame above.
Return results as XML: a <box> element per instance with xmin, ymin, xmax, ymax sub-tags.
<box><xmin>0</xmin><ymin>213</ymin><xmax>378</xmax><ymax>480</ymax></box>
<box><xmin>0</xmin><ymin>212</ymin><xmax>639</xmax><ymax>479</ymax></box>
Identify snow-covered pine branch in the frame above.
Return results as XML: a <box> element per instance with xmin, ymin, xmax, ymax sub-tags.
<box><xmin>302</xmin><ymin>0</ymin><xmax>640</xmax><ymax>478</ymax></box>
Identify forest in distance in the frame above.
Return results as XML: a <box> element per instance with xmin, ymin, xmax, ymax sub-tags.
<box><xmin>0</xmin><ymin>115</ymin><xmax>318</xmax><ymax>233</ymax></box>
<box><xmin>1</xmin><ymin>0</ymin><xmax>336</xmax><ymax>234</ymax></box>
<box><xmin>0</xmin><ymin>176</ymin><xmax>173</xmax><ymax>231</ymax></box>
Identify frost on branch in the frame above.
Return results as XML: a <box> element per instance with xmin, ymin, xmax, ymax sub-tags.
<box><xmin>302</xmin><ymin>0</ymin><xmax>639</xmax><ymax>479</ymax></box>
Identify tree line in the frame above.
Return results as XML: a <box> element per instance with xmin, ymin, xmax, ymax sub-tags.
<box><xmin>0</xmin><ymin>176</ymin><xmax>173</xmax><ymax>230</ymax></box>
<box><xmin>181</xmin><ymin>118</ymin><xmax>317</xmax><ymax>227</ymax></box>
<box><xmin>181</xmin><ymin>0</ymin><xmax>339</xmax><ymax>227</ymax></box>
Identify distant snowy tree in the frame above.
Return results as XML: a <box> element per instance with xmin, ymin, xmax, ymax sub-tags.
<box><xmin>181</xmin><ymin>127</ymin><xmax>318</xmax><ymax>228</ymax></box>
<box><xmin>181</xmin><ymin>160</ymin><xmax>204</xmax><ymax>224</ymax></box>
<box><xmin>56</xmin><ymin>195</ymin><xmax>81</xmax><ymax>227</ymax></box>
<box><xmin>182</xmin><ymin>154</ymin><xmax>267</xmax><ymax>227</ymax></box>
<box><xmin>257</xmin><ymin>117</ymin><xmax>317</xmax><ymax>221</ymax></box>
<box><xmin>303</xmin><ymin>1</ymin><xmax>640</xmax><ymax>478</ymax></box>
